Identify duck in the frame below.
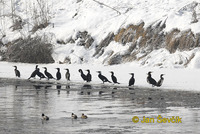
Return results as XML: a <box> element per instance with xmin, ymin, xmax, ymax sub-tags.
<box><xmin>81</xmin><ymin>113</ymin><xmax>88</xmax><ymax>119</ymax></box>
<box><xmin>41</xmin><ymin>113</ymin><xmax>49</xmax><ymax>121</ymax></box>
<box><xmin>71</xmin><ymin>113</ymin><xmax>78</xmax><ymax>119</ymax></box>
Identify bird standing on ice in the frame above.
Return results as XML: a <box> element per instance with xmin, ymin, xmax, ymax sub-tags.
<box><xmin>129</xmin><ymin>73</ymin><xmax>135</xmax><ymax>86</ymax></box>
<box><xmin>13</xmin><ymin>66</ymin><xmax>20</xmax><ymax>78</ymax></box>
<box><xmin>157</xmin><ymin>74</ymin><xmax>164</xmax><ymax>87</ymax></box>
<box><xmin>147</xmin><ymin>71</ymin><xmax>157</xmax><ymax>87</ymax></box>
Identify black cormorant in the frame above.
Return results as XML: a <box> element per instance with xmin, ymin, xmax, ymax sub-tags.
<box><xmin>36</xmin><ymin>68</ymin><xmax>46</xmax><ymax>80</ymax></box>
<box><xmin>86</xmin><ymin>69</ymin><xmax>92</xmax><ymax>82</ymax></box>
<box><xmin>110</xmin><ymin>71</ymin><xmax>120</xmax><ymax>84</ymax></box>
<box><xmin>13</xmin><ymin>66</ymin><xmax>20</xmax><ymax>77</ymax></box>
<box><xmin>157</xmin><ymin>74</ymin><xmax>164</xmax><ymax>87</ymax></box>
<box><xmin>129</xmin><ymin>73</ymin><xmax>135</xmax><ymax>86</ymax></box>
<box><xmin>78</xmin><ymin>69</ymin><xmax>87</xmax><ymax>81</ymax></box>
<box><xmin>28</xmin><ymin>65</ymin><xmax>38</xmax><ymax>79</ymax></box>
<box><xmin>64</xmin><ymin>68</ymin><xmax>70</xmax><ymax>81</ymax></box>
<box><xmin>56</xmin><ymin>68</ymin><xmax>61</xmax><ymax>80</ymax></box>
<box><xmin>97</xmin><ymin>71</ymin><xmax>111</xmax><ymax>84</ymax></box>
<box><xmin>147</xmin><ymin>71</ymin><xmax>157</xmax><ymax>87</ymax></box>
<box><xmin>43</xmin><ymin>67</ymin><xmax>54</xmax><ymax>80</ymax></box>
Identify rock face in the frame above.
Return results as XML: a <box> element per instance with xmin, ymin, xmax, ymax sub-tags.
<box><xmin>93</xmin><ymin>20</ymin><xmax>200</xmax><ymax>65</ymax></box>
<box><xmin>57</xmin><ymin>31</ymin><xmax>94</xmax><ymax>49</ymax></box>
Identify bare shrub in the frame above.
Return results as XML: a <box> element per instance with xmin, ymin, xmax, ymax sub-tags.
<box><xmin>6</xmin><ymin>36</ymin><xmax>54</xmax><ymax>63</ymax></box>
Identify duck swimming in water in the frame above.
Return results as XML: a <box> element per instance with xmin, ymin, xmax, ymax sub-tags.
<box><xmin>71</xmin><ymin>113</ymin><xmax>77</xmax><ymax>119</ymax></box>
<box><xmin>81</xmin><ymin>113</ymin><xmax>88</xmax><ymax>119</ymax></box>
<box><xmin>41</xmin><ymin>113</ymin><xmax>49</xmax><ymax>121</ymax></box>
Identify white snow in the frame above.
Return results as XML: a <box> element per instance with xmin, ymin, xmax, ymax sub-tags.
<box><xmin>1</xmin><ymin>0</ymin><xmax>200</xmax><ymax>67</ymax></box>
<box><xmin>1</xmin><ymin>0</ymin><xmax>200</xmax><ymax>91</ymax></box>
<box><xmin>1</xmin><ymin>61</ymin><xmax>200</xmax><ymax>92</ymax></box>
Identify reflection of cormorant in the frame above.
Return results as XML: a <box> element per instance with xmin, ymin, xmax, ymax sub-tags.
<box><xmin>82</xmin><ymin>84</ymin><xmax>92</xmax><ymax>89</ymax></box>
<box><xmin>33</xmin><ymin>85</ymin><xmax>43</xmax><ymax>89</ymax></box>
<box><xmin>36</xmin><ymin>68</ymin><xmax>46</xmax><ymax>80</ymax></box>
<box><xmin>147</xmin><ymin>71</ymin><xmax>157</xmax><ymax>87</ymax></box>
<box><xmin>56</xmin><ymin>84</ymin><xmax>61</xmax><ymax>89</ymax></box>
<box><xmin>97</xmin><ymin>71</ymin><xmax>111</xmax><ymax>83</ymax></box>
<box><xmin>66</xmin><ymin>85</ymin><xmax>70</xmax><ymax>89</ymax></box>
<box><xmin>56</xmin><ymin>68</ymin><xmax>61</xmax><ymax>80</ymax></box>
<box><xmin>64</xmin><ymin>68</ymin><xmax>70</xmax><ymax>81</ymax></box>
<box><xmin>78</xmin><ymin>69</ymin><xmax>87</xmax><ymax>81</ymax></box>
<box><xmin>129</xmin><ymin>73</ymin><xmax>135</xmax><ymax>86</ymax></box>
<box><xmin>28</xmin><ymin>65</ymin><xmax>38</xmax><ymax>79</ymax></box>
<box><xmin>110</xmin><ymin>71</ymin><xmax>120</xmax><ymax>84</ymax></box>
<box><xmin>43</xmin><ymin>67</ymin><xmax>54</xmax><ymax>80</ymax></box>
<box><xmin>157</xmin><ymin>74</ymin><xmax>164</xmax><ymax>87</ymax></box>
<box><xmin>13</xmin><ymin>66</ymin><xmax>20</xmax><ymax>77</ymax></box>
<box><xmin>86</xmin><ymin>69</ymin><xmax>92</xmax><ymax>82</ymax></box>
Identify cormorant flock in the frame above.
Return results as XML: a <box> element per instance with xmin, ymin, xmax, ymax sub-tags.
<box><xmin>13</xmin><ymin>65</ymin><xmax>164</xmax><ymax>87</ymax></box>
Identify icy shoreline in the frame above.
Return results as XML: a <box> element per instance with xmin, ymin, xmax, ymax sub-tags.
<box><xmin>0</xmin><ymin>61</ymin><xmax>200</xmax><ymax>92</ymax></box>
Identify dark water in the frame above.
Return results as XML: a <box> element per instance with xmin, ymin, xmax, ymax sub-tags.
<box><xmin>0</xmin><ymin>78</ymin><xmax>200</xmax><ymax>134</ymax></box>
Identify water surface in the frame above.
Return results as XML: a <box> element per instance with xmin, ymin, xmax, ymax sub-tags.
<box><xmin>0</xmin><ymin>78</ymin><xmax>200</xmax><ymax>134</ymax></box>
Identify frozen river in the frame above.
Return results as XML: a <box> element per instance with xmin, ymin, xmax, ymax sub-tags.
<box><xmin>0</xmin><ymin>78</ymin><xmax>200</xmax><ymax>134</ymax></box>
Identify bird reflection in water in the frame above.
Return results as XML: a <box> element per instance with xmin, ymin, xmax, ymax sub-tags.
<box><xmin>56</xmin><ymin>84</ymin><xmax>61</xmax><ymax>95</ymax></box>
<box><xmin>82</xmin><ymin>84</ymin><xmax>92</xmax><ymax>89</ymax></box>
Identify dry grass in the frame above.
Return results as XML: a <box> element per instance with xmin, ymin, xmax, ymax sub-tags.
<box><xmin>6</xmin><ymin>36</ymin><xmax>54</xmax><ymax>63</ymax></box>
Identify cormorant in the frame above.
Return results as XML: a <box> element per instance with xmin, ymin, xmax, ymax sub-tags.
<box><xmin>157</xmin><ymin>74</ymin><xmax>164</xmax><ymax>87</ymax></box>
<box><xmin>86</xmin><ymin>69</ymin><xmax>92</xmax><ymax>82</ymax></box>
<box><xmin>110</xmin><ymin>71</ymin><xmax>120</xmax><ymax>84</ymax></box>
<box><xmin>81</xmin><ymin>113</ymin><xmax>88</xmax><ymax>119</ymax></box>
<box><xmin>129</xmin><ymin>73</ymin><xmax>135</xmax><ymax>86</ymax></box>
<box><xmin>41</xmin><ymin>113</ymin><xmax>49</xmax><ymax>121</ymax></box>
<box><xmin>71</xmin><ymin>113</ymin><xmax>77</xmax><ymax>119</ymax></box>
<box><xmin>64</xmin><ymin>68</ymin><xmax>70</xmax><ymax>81</ymax></box>
<box><xmin>36</xmin><ymin>68</ymin><xmax>46</xmax><ymax>80</ymax></box>
<box><xmin>13</xmin><ymin>66</ymin><xmax>20</xmax><ymax>77</ymax></box>
<box><xmin>43</xmin><ymin>67</ymin><xmax>54</xmax><ymax>80</ymax></box>
<box><xmin>28</xmin><ymin>65</ymin><xmax>38</xmax><ymax>79</ymax></box>
<box><xmin>56</xmin><ymin>68</ymin><xmax>61</xmax><ymax>80</ymax></box>
<box><xmin>147</xmin><ymin>71</ymin><xmax>157</xmax><ymax>87</ymax></box>
<box><xmin>97</xmin><ymin>71</ymin><xmax>111</xmax><ymax>84</ymax></box>
<box><xmin>78</xmin><ymin>69</ymin><xmax>87</xmax><ymax>81</ymax></box>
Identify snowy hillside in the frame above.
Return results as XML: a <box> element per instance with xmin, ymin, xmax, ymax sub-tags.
<box><xmin>1</xmin><ymin>0</ymin><xmax>200</xmax><ymax>68</ymax></box>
